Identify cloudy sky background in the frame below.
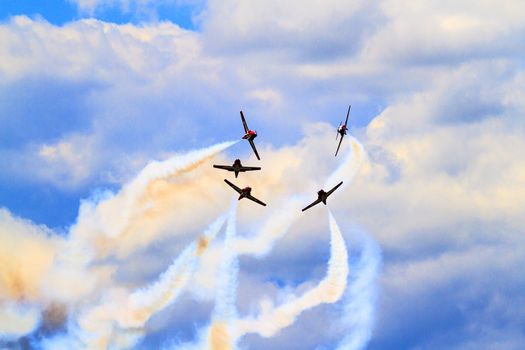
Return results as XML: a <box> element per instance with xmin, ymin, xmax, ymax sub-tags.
<box><xmin>1</xmin><ymin>0</ymin><xmax>525</xmax><ymax>349</ymax></box>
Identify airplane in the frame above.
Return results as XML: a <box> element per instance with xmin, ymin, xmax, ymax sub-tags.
<box><xmin>224</xmin><ymin>179</ymin><xmax>267</xmax><ymax>206</ymax></box>
<box><xmin>213</xmin><ymin>159</ymin><xmax>261</xmax><ymax>178</ymax></box>
<box><xmin>240</xmin><ymin>110</ymin><xmax>261</xmax><ymax>160</ymax></box>
<box><xmin>302</xmin><ymin>181</ymin><xmax>343</xmax><ymax>212</ymax></box>
<box><xmin>335</xmin><ymin>105</ymin><xmax>351</xmax><ymax>157</ymax></box>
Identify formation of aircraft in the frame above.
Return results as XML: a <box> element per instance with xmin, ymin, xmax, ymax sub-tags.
<box><xmin>213</xmin><ymin>159</ymin><xmax>261</xmax><ymax>178</ymax></box>
<box><xmin>335</xmin><ymin>105</ymin><xmax>351</xmax><ymax>157</ymax></box>
<box><xmin>214</xmin><ymin>107</ymin><xmax>352</xmax><ymax>210</ymax></box>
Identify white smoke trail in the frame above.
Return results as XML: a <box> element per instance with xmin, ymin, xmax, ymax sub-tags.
<box><xmin>207</xmin><ymin>200</ymin><xmax>239</xmax><ymax>350</ymax></box>
<box><xmin>72</xmin><ymin>140</ymin><xmax>238</xmax><ymax>242</ymax></box>
<box><xmin>225</xmin><ymin>136</ymin><xmax>362</xmax><ymax>294</ymax></box>
<box><xmin>232</xmin><ymin>196</ymin><xmax>306</xmax><ymax>257</ymax></box>
<box><xmin>71</xmin><ymin>213</ymin><xmax>228</xmax><ymax>350</ymax></box>
<box><xmin>43</xmin><ymin>141</ymin><xmax>238</xmax><ymax>305</ymax></box>
<box><xmin>233</xmin><ymin>136</ymin><xmax>363</xmax><ymax>260</ymax></box>
<box><xmin>176</xmin><ymin>136</ymin><xmax>366</xmax><ymax>348</ymax></box>
<box><xmin>325</xmin><ymin>136</ymin><xmax>364</xmax><ymax>190</ymax></box>
<box><xmin>234</xmin><ymin>211</ymin><xmax>349</xmax><ymax>339</ymax></box>
<box><xmin>127</xmin><ymin>141</ymin><xmax>239</xmax><ymax>203</ymax></box>
<box><xmin>335</xmin><ymin>228</ymin><xmax>382</xmax><ymax>350</ymax></box>
<box><xmin>125</xmin><ymin>214</ymin><xmax>227</xmax><ymax>326</ymax></box>
<box><xmin>4</xmin><ymin>133</ymin><xmax>376</xmax><ymax>350</ymax></box>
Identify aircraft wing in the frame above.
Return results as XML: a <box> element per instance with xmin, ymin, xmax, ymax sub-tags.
<box><xmin>302</xmin><ymin>198</ymin><xmax>322</xmax><ymax>212</ymax></box>
<box><xmin>213</xmin><ymin>165</ymin><xmax>234</xmax><ymax>171</ymax></box>
<box><xmin>224</xmin><ymin>179</ymin><xmax>243</xmax><ymax>195</ymax></box>
<box><xmin>240</xmin><ymin>111</ymin><xmax>249</xmax><ymax>133</ymax></box>
<box><xmin>249</xmin><ymin>139</ymin><xmax>261</xmax><ymax>160</ymax></box>
<box><xmin>239</xmin><ymin>166</ymin><xmax>261</xmax><ymax>172</ymax></box>
<box><xmin>246</xmin><ymin>194</ymin><xmax>267</xmax><ymax>207</ymax></box>
<box><xmin>335</xmin><ymin>135</ymin><xmax>344</xmax><ymax>156</ymax></box>
<box><xmin>326</xmin><ymin>181</ymin><xmax>343</xmax><ymax>197</ymax></box>
<box><xmin>345</xmin><ymin>104</ymin><xmax>351</xmax><ymax>125</ymax></box>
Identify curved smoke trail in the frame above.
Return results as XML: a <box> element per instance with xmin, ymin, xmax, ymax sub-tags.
<box><xmin>170</xmin><ymin>202</ymin><xmax>239</xmax><ymax>350</ymax></box>
<box><xmin>207</xmin><ymin>201</ymin><xmax>239</xmax><ymax>350</ymax></box>
<box><xmin>172</xmin><ymin>135</ymin><xmax>371</xmax><ymax>349</ymax></box>
<box><xmin>51</xmin><ymin>214</ymin><xmax>228</xmax><ymax>350</ymax></box>
<box><xmin>325</xmin><ymin>136</ymin><xmax>364</xmax><ymax>190</ymax></box>
<box><xmin>232</xmin><ymin>137</ymin><xmax>364</xmax><ymax>260</ymax></box>
<box><xmin>125</xmin><ymin>214</ymin><xmax>227</xmax><ymax>327</ymax></box>
<box><xmin>232</xmin><ymin>195</ymin><xmax>306</xmax><ymax>257</ymax></box>
<box><xmin>2</xmin><ymin>134</ymin><xmax>381</xmax><ymax>350</ymax></box>
<box><xmin>71</xmin><ymin>140</ymin><xmax>238</xmax><ymax>244</ymax></box>
<box><xmin>335</xmin><ymin>229</ymin><xmax>382</xmax><ymax>350</ymax></box>
<box><xmin>43</xmin><ymin>141</ymin><xmax>238</xmax><ymax>305</ymax></box>
<box><xmin>233</xmin><ymin>211</ymin><xmax>349</xmax><ymax>339</ymax></box>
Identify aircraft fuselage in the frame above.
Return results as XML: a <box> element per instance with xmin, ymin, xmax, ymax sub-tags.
<box><xmin>232</xmin><ymin>159</ymin><xmax>243</xmax><ymax>177</ymax></box>
<box><xmin>239</xmin><ymin>187</ymin><xmax>252</xmax><ymax>200</ymax></box>
<box><xmin>338</xmin><ymin>124</ymin><xmax>348</xmax><ymax>136</ymax></box>
<box><xmin>215</xmin><ymin>159</ymin><xmax>261</xmax><ymax>178</ymax></box>
<box><xmin>243</xmin><ymin>130</ymin><xmax>257</xmax><ymax>140</ymax></box>
<box><xmin>317</xmin><ymin>190</ymin><xmax>328</xmax><ymax>204</ymax></box>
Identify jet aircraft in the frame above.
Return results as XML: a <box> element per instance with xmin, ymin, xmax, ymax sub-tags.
<box><xmin>302</xmin><ymin>181</ymin><xmax>343</xmax><ymax>212</ymax></box>
<box><xmin>213</xmin><ymin>159</ymin><xmax>261</xmax><ymax>178</ymax></box>
<box><xmin>224</xmin><ymin>179</ymin><xmax>267</xmax><ymax>206</ymax></box>
<box><xmin>335</xmin><ymin>105</ymin><xmax>351</xmax><ymax>157</ymax></box>
<box><xmin>240</xmin><ymin>110</ymin><xmax>261</xmax><ymax>160</ymax></box>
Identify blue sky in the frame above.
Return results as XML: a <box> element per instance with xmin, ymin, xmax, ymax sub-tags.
<box><xmin>0</xmin><ymin>0</ymin><xmax>78</xmax><ymax>25</ymax></box>
<box><xmin>0</xmin><ymin>0</ymin><xmax>198</xmax><ymax>28</ymax></box>
<box><xmin>1</xmin><ymin>1</ymin><xmax>525</xmax><ymax>350</ymax></box>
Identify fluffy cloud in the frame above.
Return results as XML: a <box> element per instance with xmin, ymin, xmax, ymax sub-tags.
<box><xmin>0</xmin><ymin>16</ymin><xmax>228</xmax><ymax>189</ymax></box>
<box><xmin>1</xmin><ymin>0</ymin><xmax>525</xmax><ymax>349</ymax></box>
<box><xmin>2</xmin><ymin>1</ymin><xmax>523</xmax><ymax>189</ymax></box>
<box><xmin>0</xmin><ymin>209</ymin><xmax>60</xmax><ymax>302</ymax></box>
<box><xmin>0</xmin><ymin>303</ymin><xmax>41</xmax><ymax>340</ymax></box>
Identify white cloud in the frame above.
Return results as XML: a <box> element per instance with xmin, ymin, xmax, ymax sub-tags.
<box><xmin>1</xmin><ymin>1</ymin><xmax>525</xmax><ymax>348</ymax></box>
<box><xmin>0</xmin><ymin>209</ymin><xmax>60</xmax><ymax>303</ymax></box>
<box><xmin>0</xmin><ymin>16</ymin><xmax>228</xmax><ymax>189</ymax></box>
<box><xmin>0</xmin><ymin>303</ymin><xmax>41</xmax><ymax>339</ymax></box>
